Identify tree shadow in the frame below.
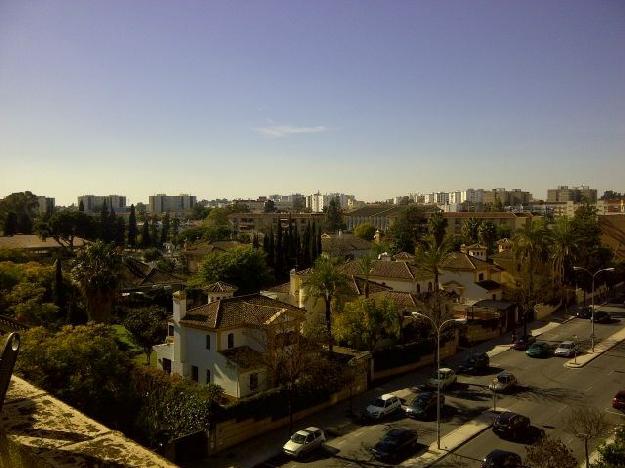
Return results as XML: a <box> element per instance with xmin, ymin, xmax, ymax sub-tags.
<box><xmin>513</xmin><ymin>385</ymin><xmax>585</xmax><ymax>404</ymax></box>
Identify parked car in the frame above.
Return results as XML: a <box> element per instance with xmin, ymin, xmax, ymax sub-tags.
<box><xmin>492</xmin><ymin>411</ymin><xmax>531</xmax><ymax>440</ymax></box>
<box><xmin>481</xmin><ymin>449</ymin><xmax>523</xmax><ymax>467</ymax></box>
<box><xmin>457</xmin><ymin>352</ymin><xmax>490</xmax><ymax>374</ymax></box>
<box><xmin>366</xmin><ymin>393</ymin><xmax>402</xmax><ymax>420</ymax></box>
<box><xmin>371</xmin><ymin>428</ymin><xmax>419</xmax><ymax>462</ymax></box>
<box><xmin>404</xmin><ymin>392</ymin><xmax>445</xmax><ymax>419</ymax></box>
<box><xmin>512</xmin><ymin>335</ymin><xmax>536</xmax><ymax>350</ymax></box>
<box><xmin>489</xmin><ymin>371</ymin><xmax>518</xmax><ymax>393</ymax></box>
<box><xmin>554</xmin><ymin>340</ymin><xmax>579</xmax><ymax>357</ymax></box>
<box><xmin>575</xmin><ymin>306</ymin><xmax>592</xmax><ymax>319</ymax></box>
<box><xmin>283</xmin><ymin>427</ymin><xmax>326</xmax><ymax>458</ymax></box>
<box><xmin>526</xmin><ymin>342</ymin><xmax>552</xmax><ymax>358</ymax></box>
<box><xmin>613</xmin><ymin>390</ymin><xmax>625</xmax><ymax>411</ymax></box>
<box><xmin>592</xmin><ymin>311</ymin><xmax>611</xmax><ymax>323</ymax></box>
<box><xmin>427</xmin><ymin>368</ymin><xmax>457</xmax><ymax>389</ymax></box>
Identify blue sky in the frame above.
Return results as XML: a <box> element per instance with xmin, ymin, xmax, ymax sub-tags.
<box><xmin>1</xmin><ymin>0</ymin><xmax>624</xmax><ymax>205</ymax></box>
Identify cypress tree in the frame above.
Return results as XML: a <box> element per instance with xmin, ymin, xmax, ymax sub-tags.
<box><xmin>141</xmin><ymin>219</ymin><xmax>151</xmax><ymax>248</ymax></box>
<box><xmin>171</xmin><ymin>217</ymin><xmax>180</xmax><ymax>245</ymax></box>
<box><xmin>294</xmin><ymin>224</ymin><xmax>301</xmax><ymax>269</ymax></box>
<box><xmin>275</xmin><ymin>225</ymin><xmax>284</xmax><ymax>277</ymax></box>
<box><xmin>78</xmin><ymin>199</ymin><xmax>85</xmax><ymax>212</ymax></box>
<box><xmin>266</xmin><ymin>228</ymin><xmax>275</xmax><ymax>268</ymax></box>
<box><xmin>310</xmin><ymin>221</ymin><xmax>318</xmax><ymax>261</ymax></box>
<box><xmin>53</xmin><ymin>258</ymin><xmax>66</xmax><ymax>311</ymax></box>
<box><xmin>99</xmin><ymin>200</ymin><xmax>110</xmax><ymax>241</ymax></box>
<box><xmin>316</xmin><ymin>224</ymin><xmax>322</xmax><ymax>259</ymax></box>
<box><xmin>150</xmin><ymin>217</ymin><xmax>159</xmax><ymax>247</ymax></box>
<box><xmin>161</xmin><ymin>212</ymin><xmax>170</xmax><ymax>245</ymax></box>
<box><xmin>115</xmin><ymin>216</ymin><xmax>126</xmax><ymax>246</ymax></box>
<box><xmin>302</xmin><ymin>222</ymin><xmax>311</xmax><ymax>267</ymax></box>
<box><xmin>17</xmin><ymin>212</ymin><xmax>33</xmax><ymax>234</ymax></box>
<box><xmin>128</xmin><ymin>204</ymin><xmax>137</xmax><ymax>247</ymax></box>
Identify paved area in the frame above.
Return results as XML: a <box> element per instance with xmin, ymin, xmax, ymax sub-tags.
<box><xmin>200</xmin><ymin>306</ymin><xmax>625</xmax><ymax>468</ymax></box>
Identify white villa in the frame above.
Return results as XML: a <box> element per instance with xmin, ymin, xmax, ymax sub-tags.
<box><xmin>153</xmin><ymin>286</ymin><xmax>304</xmax><ymax>398</ymax></box>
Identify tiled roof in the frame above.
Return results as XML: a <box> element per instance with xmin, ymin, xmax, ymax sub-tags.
<box><xmin>220</xmin><ymin>346</ymin><xmax>265</xmax><ymax>370</ymax></box>
<box><xmin>202</xmin><ymin>281</ymin><xmax>238</xmax><ymax>293</ymax></box>
<box><xmin>464</xmin><ymin>243</ymin><xmax>487</xmax><ymax>250</ymax></box>
<box><xmin>442</xmin><ymin>212</ymin><xmax>519</xmax><ymax>219</ymax></box>
<box><xmin>345</xmin><ymin>205</ymin><xmax>405</xmax><ymax>218</ymax></box>
<box><xmin>342</xmin><ymin>260</ymin><xmax>432</xmax><ymax>281</ymax></box>
<box><xmin>472</xmin><ymin>300</ymin><xmax>516</xmax><ymax>311</ymax></box>
<box><xmin>369</xmin><ymin>291</ymin><xmax>419</xmax><ymax>310</ymax></box>
<box><xmin>267</xmin><ymin>282</ymin><xmax>291</xmax><ymax>293</ymax></box>
<box><xmin>440</xmin><ymin>252</ymin><xmax>500</xmax><ymax>272</ymax></box>
<box><xmin>348</xmin><ymin>276</ymin><xmax>392</xmax><ymax>295</ymax></box>
<box><xmin>180</xmin><ymin>294</ymin><xmax>303</xmax><ymax>330</ymax></box>
<box><xmin>121</xmin><ymin>257</ymin><xmax>184</xmax><ymax>289</ymax></box>
<box><xmin>0</xmin><ymin>234</ymin><xmax>87</xmax><ymax>250</ymax></box>
<box><xmin>182</xmin><ymin>240</ymin><xmax>242</xmax><ymax>256</ymax></box>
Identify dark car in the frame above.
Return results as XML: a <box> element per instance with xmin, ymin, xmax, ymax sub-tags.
<box><xmin>457</xmin><ymin>352</ymin><xmax>490</xmax><ymax>374</ymax></box>
<box><xmin>371</xmin><ymin>428</ymin><xmax>419</xmax><ymax>461</ymax></box>
<box><xmin>492</xmin><ymin>411</ymin><xmax>531</xmax><ymax>440</ymax></box>
<box><xmin>404</xmin><ymin>392</ymin><xmax>445</xmax><ymax>419</ymax></box>
<box><xmin>575</xmin><ymin>306</ymin><xmax>592</xmax><ymax>319</ymax></box>
<box><xmin>592</xmin><ymin>311</ymin><xmax>611</xmax><ymax>323</ymax></box>
<box><xmin>512</xmin><ymin>335</ymin><xmax>536</xmax><ymax>351</ymax></box>
<box><xmin>526</xmin><ymin>342</ymin><xmax>552</xmax><ymax>358</ymax></box>
<box><xmin>613</xmin><ymin>390</ymin><xmax>625</xmax><ymax>411</ymax></box>
<box><xmin>481</xmin><ymin>449</ymin><xmax>522</xmax><ymax>468</ymax></box>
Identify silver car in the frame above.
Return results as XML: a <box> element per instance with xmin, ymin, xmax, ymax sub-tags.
<box><xmin>283</xmin><ymin>427</ymin><xmax>326</xmax><ymax>458</ymax></box>
<box><xmin>488</xmin><ymin>371</ymin><xmax>517</xmax><ymax>393</ymax></box>
<box><xmin>554</xmin><ymin>340</ymin><xmax>578</xmax><ymax>357</ymax></box>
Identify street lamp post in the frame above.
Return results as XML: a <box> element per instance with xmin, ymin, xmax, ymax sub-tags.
<box><xmin>414</xmin><ymin>312</ymin><xmax>456</xmax><ymax>450</ymax></box>
<box><xmin>573</xmin><ymin>267</ymin><xmax>615</xmax><ymax>352</ymax></box>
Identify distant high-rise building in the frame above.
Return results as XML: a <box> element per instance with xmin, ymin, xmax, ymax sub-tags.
<box><xmin>546</xmin><ymin>185</ymin><xmax>597</xmax><ymax>203</ymax></box>
<box><xmin>482</xmin><ymin>188</ymin><xmax>532</xmax><ymax>206</ymax></box>
<box><xmin>37</xmin><ymin>196</ymin><xmax>55</xmax><ymax>215</ymax></box>
<box><xmin>78</xmin><ymin>195</ymin><xmax>127</xmax><ymax>213</ymax></box>
<box><xmin>148</xmin><ymin>194</ymin><xmax>196</xmax><ymax>214</ymax></box>
<box><xmin>306</xmin><ymin>192</ymin><xmax>355</xmax><ymax>212</ymax></box>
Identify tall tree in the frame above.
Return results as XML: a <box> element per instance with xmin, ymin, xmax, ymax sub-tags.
<box><xmin>357</xmin><ymin>254</ymin><xmax>375</xmax><ymax>298</ymax></box>
<box><xmin>39</xmin><ymin>211</ymin><xmax>95</xmax><ymax>252</ymax></box>
<box><xmin>78</xmin><ymin>199</ymin><xmax>85</xmax><ymax>212</ymax></box>
<box><xmin>72</xmin><ymin>240</ymin><xmax>121</xmax><ymax>323</ymax></box>
<box><xmin>564</xmin><ymin>406</ymin><xmax>611</xmax><ymax>468</ymax></box>
<box><xmin>275</xmin><ymin>225</ymin><xmax>284</xmax><ymax>277</ymax></box>
<box><xmin>160</xmin><ymin>212</ymin><xmax>170</xmax><ymax>245</ymax></box>
<box><xmin>53</xmin><ymin>258</ymin><xmax>66</xmax><ymax>312</ymax></box>
<box><xmin>310</xmin><ymin>222</ymin><xmax>318</xmax><ymax>261</ymax></box>
<box><xmin>301</xmin><ymin>222</ymin><xmax>311</xmax><ymax>267</ymax></box>
<box><xmin>264</xmin><ymin>199</ymin><xmax>276</xmax><ymax>212</ymax></box>
<box><xmin>461</xmin><ymin>217</ymin><xmax>481</xmax><ymax>244</ymax></box>
<box><xmin>513</xmin><ymin>219</ymin><xmax>550</xmax><ymax>336</ymax></box>
<box><xmin>324</xmin><ymin>197</ymin><xmax>344</xmax><ymax>233</ymax></box>
<box><xmin>140</xmin><ymin>220</ymin><xmax>151</xmax><ymax>248</ymax></box>
<box><xmin>115</xmin><ymin>216</ymin><xmax>126</xmax><ymax>247</ymax></box>
<box><xmin>124</xmin><ymin>307</ymin><xmax>166</xmax><ymax>365</ymax></box>
<box><xmin>304</xmin><ymin>256</ymin><xmax>349</xmax><ymax>353</ymax></box>
<box><xmin>524</xmin><ymin>436</ymin><xmax>578</xmax><ymax>468</ymax></box>
<box><xmin>0</xmin><ymin>191</ymin><xmax>39</xmax><ymax>235</ymax></box>
<box><xmin>550</xmin><ymin>216</ymin><xmax>578</xmax><ymax>293</ymax></box>
<box><xmin>427</xmin><ymin>211</ymin><xmax>448</xmax><ymax>249</ymax></box>
<box><xmin>387</xmin><ymin>205</ymin><xmax>428</xmax><ymax>254</ymax></box>
<box><xmin>353</xmin><ymin>223</ymin><xmax>376</xmax><ymax>241</ymax></box>
<box><xmin>149</xmin><ymin>217</ymin><xmax>159</xmax><ymax>247</ymax></box>
<box><xmin>99</xmin><ymin>200</ymin><xmax>111</xmax><ymax>242</ymax></box>
<box><xmin>3</xmin><ymin>212</ymin><xmax>18</xmax><ymax>235</ymax></box>
<box><xmin>478</xmin><ymin>221</ymin><xmax>497</xmax><ymax>254</ymax></box>
<box><xmin>171</xmin><ymin>217</ymin><xmax>180</xmax><ymax>245</ymax></box>
<box><xmin>127</xmin><ymin>204</ymin><xmax>138</xmax><ymax>248</ymax></box>
<box><xmin>17</xmin><ymin>212</ymin><xmax>33</xmax><ymax>234</ymax></box>
<box><xmin>415</xmin><ymin>236</ymin><xmax>454</xmax><ymax>298</ymax></box>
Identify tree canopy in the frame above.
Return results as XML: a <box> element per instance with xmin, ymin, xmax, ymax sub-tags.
<box><xmin>353</xmin><ymin>223</ymin><xmax>376</xmax><ymax>241</ymax></box>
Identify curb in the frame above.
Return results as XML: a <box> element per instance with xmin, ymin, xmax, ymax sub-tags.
<box><xmin>565</xmin><ymin>327</ymin><xmax>625</xmax><ymax>369</ymax></box>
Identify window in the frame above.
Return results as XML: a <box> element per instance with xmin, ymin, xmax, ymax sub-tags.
<box><xmin>162</xmin><ymin>358</ymin><xmax>171</xmax><ymax>375</ymax></box>
<box><xmin>206</xmin><ymin>369</ymin><xmax>211</xmax><ymax>384</ymax></box>
<box><xmin>249</xmin><ymin>372</ymin><xmax>258</xmax><ymax>391</ymax></box>
<box><xmin>205</xmin><ymin>334</ymin><xmax>210</xmax><ymax>350</ymax></box>
<box><xmin>227</xmin><ymin>333</ymin><xmax>234</xmax><ymax>349</ymax></box>
<box><xmin>167</xmin><ymin>324</ymin><xmax>174</xmax><ymax>336</ymax></box>
<box><xmin>191</xmin><ymin>366</ymin><xmax>199</xmax><ymax>382</ymax></box>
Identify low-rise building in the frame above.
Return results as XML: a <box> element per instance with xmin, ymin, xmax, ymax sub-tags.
<box><xmin>439</xmin><ymin>251</ymin><xmax>503</xmax><ymax>305</ymax></box>
<box><xmin>0</xmin><ymin>234</ymin><xmax>87</xmax><ymax>257</ymax></box>
<box><xmin>154</xmin><ymin>290</ymin><xmax>305</xmax><ymax>399</ymax></box>
<box><xmin>321</xmin><ymin>232</ymin><xmax>374</xmax><ymax>259</ymax></box>
<box><xmin>228</xmin><ymin>212</ymin><xmax>324</xmax><ymax>236</ymax></box>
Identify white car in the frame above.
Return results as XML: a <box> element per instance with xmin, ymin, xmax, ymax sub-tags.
<box><xmin>366</xmin><ymin>393</ymin><xmax>402</xmax><ymax>420</ymax></box>
<box><xmin>427</xmin><ymin>368</ymin><xmax>457</xmax><ymax>389</ymax></box>
<box><xmin>488</xmin><ymin>371</ymin><xmax>518</xmax><ymax>393</ymax></box>
<box><xmin>554</xmin><ymin>341</ymin><xmax>578</xmax><ymax>357</ymax></box>
<box><xmin>283</xmin><ymin>427</ymin><xmax>326</xmax><ymax>458</ymax></box>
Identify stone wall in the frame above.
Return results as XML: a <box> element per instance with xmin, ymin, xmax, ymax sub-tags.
<box><xmin>1</xmin><ymin>376</ymin><xmax>174</xmax><ymax>467</ymax></box>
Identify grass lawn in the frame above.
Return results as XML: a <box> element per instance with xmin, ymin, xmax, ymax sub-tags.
<box><xmin>112</xmin><ymin>324</ymin><xmax>158</xmax><ymax>367</ymax></box>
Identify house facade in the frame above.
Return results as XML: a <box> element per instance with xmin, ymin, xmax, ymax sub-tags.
<box><xmin>153</xmin><ymin>290</ymin><xmax>304</xmax><ymax>398</ymax></box>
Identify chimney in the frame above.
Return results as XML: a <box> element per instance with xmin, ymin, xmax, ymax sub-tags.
<box><xmin>173</xmin><ymin>290</ymin><xmax>187</xmax><ymax>322</ymax></box>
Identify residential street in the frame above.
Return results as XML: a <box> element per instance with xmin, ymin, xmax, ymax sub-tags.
<box><xmin>202</xmin><ymin>304</ymin><xmax>625</xmax><ymax>468</ymax></box>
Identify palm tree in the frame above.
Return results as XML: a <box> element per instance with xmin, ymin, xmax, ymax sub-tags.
<box><xmin>414</xmin><ymin>236</ymin><xmax>454</xmax><ymax>302</ymax></box>
<box><xmin>72</xmin><ymin>240</ymin><xmax>121</xmax><ymax>323</ymax></box>
<box><xmin>357</xmin><ymin>254</ymin><xmax>375</xmax><ymax>298</ymax></box>
<box><xmin>478</xmin><ymin>221</ymin><xmax>497</xmax><ymax>254</ymax></box>
<box><xmin>304</xmin><ymin>256</ymin><xmax>349</xmax><ymax>353</ymax></box>
<box><xmin>549</xmin><ymin>216</ymin><xmax>578</xmax><ymax>304</ymax></box>
<box><xmin>512</xmin><ymin>219</ymin><xmax>550</xmax><ymax>335</ymax></box>
<box><xmin>461</xmin><ymin>217</ymin><xmax>481</xmax><ymax>244</ymax></box>
<box><xmin>427</xmin><ymin>211</ymin><xmax>448</xmax><ymax>249</ymax></box>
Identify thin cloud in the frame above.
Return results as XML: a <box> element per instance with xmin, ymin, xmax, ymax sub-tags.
<box><xmin>253</xmin><ymin>125</ymin><xmax>328</xmax><ymax>138</ymax></box>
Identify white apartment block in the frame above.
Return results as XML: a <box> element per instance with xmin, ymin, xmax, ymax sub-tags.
<box><xmin>306</xmin><ymin>192</ymin><xmax>355</xmax><ymax>212</ymax></box>
<box><xmin>78</xmin><ymin>195</ymin><xmax>127</xmax><ymax>213</ymax></box>
<box><xmin>37</xmin><ymin>196</ymin><xmax>55</xmax><ymax>215</ymax></box>
<box><xmin>149</xmin><ymin>194</ymin><xmax>196</xmax><ymax>214</ymax></box>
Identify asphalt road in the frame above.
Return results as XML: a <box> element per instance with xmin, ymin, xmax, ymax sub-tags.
<box><xmin>206</xmin><ymin>306</ymin><xmax>625</xmax><ymax>468</ymax></box>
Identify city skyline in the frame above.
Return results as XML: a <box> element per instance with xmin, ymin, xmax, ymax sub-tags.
<box><xmin>2</xmin><ymin>1</ymin><xmax>624</xmax><ymax>205</ymax></box>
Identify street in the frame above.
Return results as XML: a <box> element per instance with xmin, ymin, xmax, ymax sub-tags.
<box><xmin>205</xmin><ymin>305</ymin><xmax>625</xmax><ymax>468</ymax></box>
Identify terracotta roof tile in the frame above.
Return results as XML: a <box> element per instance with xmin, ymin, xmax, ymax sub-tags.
<box><xmin>219</xmin><ymin>346</ymin><xmax>265</xmax><ymax>370</ymax></box>
<box><xmin>202</xmin><ymin>281</ymin><xmax>238</xmax><ymax>293</ymax></box>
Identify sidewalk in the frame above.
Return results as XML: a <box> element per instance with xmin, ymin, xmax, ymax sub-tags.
<box><xmin>399</xmin><ymin>409</ymin><xmax>501</xmax><ymax>467</ymax></box>
<box><xmin>565</xmin><ymin>326</ymin><xmax>625</xmax><ymax>368</ymax></box>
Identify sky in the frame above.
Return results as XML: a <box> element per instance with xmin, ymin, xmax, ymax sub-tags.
<box><xmin>1</xmin><ymin>0</ymin><xmax>624</xmax><ymax>205</ymax></box>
